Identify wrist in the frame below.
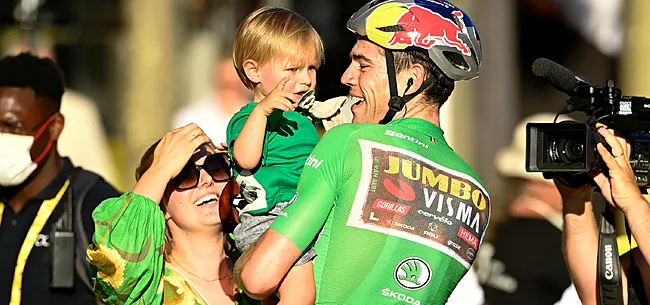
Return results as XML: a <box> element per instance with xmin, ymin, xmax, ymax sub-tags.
<box><xmin>621</xmin><ymin>196</ymin><xmax>649</xmax><ymax>215</ymax></box>
<box><xmin>132</xmin><ymin>165</ymin><xmax>173</xmax><ymax>203</ymax></box>
<box><xmin>562</xmin><ymin>196</ymin><xmax>592</xmax><ymax>215</ymax></box>
<box><xmin>252</xmin><ymin>104</ymin><xmax>271</xmax><ymax>117</ymax></box>
<box><xmin>148</xmin><ymin>162</ymin><xmax>177</xmax><ymax>181</ymax></box>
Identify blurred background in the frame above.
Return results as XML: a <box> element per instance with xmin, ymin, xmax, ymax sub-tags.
<box><xmin>1</xmin><ymin>0</ymin><xmax>641</xmax><ymax>191</ymax></box>
<box><xmin>2</xmin><ymin>0</ymin><xmax>648</xmax><ymax>302</ymax></box>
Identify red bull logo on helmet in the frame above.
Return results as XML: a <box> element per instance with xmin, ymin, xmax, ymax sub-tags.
<box><xmin>367</xmin><ymin>3</ymin><xmax>471</xmax><ymax>56</ymax></box>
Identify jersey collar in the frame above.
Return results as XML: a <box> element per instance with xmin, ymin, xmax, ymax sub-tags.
<box><xmin>387</xmin><ymin>118</ymin><xmax>448</xmax><ymax>147</ymax></box>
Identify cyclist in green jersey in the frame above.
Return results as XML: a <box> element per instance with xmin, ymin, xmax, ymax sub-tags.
<box><xmin>233</xmin><ymin>1</ymin><xmax>490</xmax><ymax>304</ymax></box>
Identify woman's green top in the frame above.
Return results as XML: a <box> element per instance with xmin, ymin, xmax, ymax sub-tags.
<box><xmin>87</xmin><ymin>192</ymin><xmax>260</xmax><ymax>305</ymax></box>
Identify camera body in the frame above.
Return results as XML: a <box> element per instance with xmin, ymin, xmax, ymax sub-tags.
<box><xmin>525</xmin><ymin>81</ymin><xmax>650</xmax><ymax>188</ymax></box>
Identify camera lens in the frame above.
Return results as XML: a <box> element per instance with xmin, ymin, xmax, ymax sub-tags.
<box><xmin>548</xmin><ymin>141</ymin><xmax>561</xmax><ymax>163</ymax></box>
<box><xmin>563</xmin><ymin>139</ymin><xmax>585</xmax><ymax>163</ymax></box>
<box><xmin>548</xmin><ymin>138</ymin><xmax>585</xmax><ymax>164</ymax></box>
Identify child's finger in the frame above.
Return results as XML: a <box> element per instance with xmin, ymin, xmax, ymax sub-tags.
<box><xmin>273</xmin><ymin>99</ymin><xmax>294</xmax><ymax>111</ymax></box>
<box><xmin>276</xmin><ymin>90</ymin><xmax>298</xmax><ymax>103</ymax></box>
<box><xmin>276</xmin><ymin>76</ymin><xmax>291</xmax><ymax>90</ymax></box>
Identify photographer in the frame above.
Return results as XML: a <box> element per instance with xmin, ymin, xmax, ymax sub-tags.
<box><xmin>558</xmin><ymin>123</ymin><xmax>650</xmax><ymax>305</ymax></box>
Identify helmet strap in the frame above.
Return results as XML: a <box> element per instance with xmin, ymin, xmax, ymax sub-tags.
<box><xmin>379</xmin><ymin>50</ymin><xmax>435</xmax><ymax>124</ymax></box>
<box><xmin>380</xmin><ymin>50</ymin><xmax>401</xmax><ymax>124</ymax></box>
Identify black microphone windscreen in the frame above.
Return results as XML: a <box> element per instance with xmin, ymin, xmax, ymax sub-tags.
<box><xmin>531</xmin><ymin>58</ymin><xmax>577</xmax><ymax>93</ymax></box>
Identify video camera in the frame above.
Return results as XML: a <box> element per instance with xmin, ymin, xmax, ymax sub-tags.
<box><xmin>525</xmin><ymin>58</ymin><xmax>650</xmax><ymax>188</ymax></box>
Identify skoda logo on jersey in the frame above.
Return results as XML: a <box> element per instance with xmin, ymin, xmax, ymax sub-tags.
<box><xmin>394</xmin><ymin>257</ymin><xmax>431</xmax><ymax>290</ymax></box>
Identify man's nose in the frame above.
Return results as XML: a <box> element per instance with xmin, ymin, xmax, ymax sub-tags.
<box><xmin>341</xmin><ymin>64</ymin><xmax>357</xmax><ymax>87</ymax></box>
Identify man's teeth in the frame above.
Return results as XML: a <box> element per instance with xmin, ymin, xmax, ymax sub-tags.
<box><xmin>194</xmin><ymin>194</ymin><xmax>218</xmax><ymax>206</ymax></box>
<box><xmin>348</xmin><ymin>96</ymin><xmax>364</xmax><ymax>105</ymax></box>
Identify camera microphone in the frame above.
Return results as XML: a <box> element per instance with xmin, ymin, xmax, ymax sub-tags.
<box><xmin>532</xmin><ymin>58</ymin><xmax>594</xmax><ymax>113</ymax></box>
<box><xmin>531</xmin><ymin>58</ymin><xmax>588</xmax><ymax>94</ymax></box>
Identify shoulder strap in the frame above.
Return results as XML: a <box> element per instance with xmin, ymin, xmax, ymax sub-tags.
<box><xmin>69</xmin><ymin>169</ymin><xmax>100</xmax><ymax>295</ymax></box>
<box><xmin>597</xmin><ymin>204</ymin><xmax>624</xmax><ymax>305</ymax></box>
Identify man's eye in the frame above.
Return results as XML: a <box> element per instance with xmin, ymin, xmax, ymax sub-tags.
<box><xmin>360</xmin><ymin>65</ymin><xmax>369</xmax><ymax>70</ymax></box>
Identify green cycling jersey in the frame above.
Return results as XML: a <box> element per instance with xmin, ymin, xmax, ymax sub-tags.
<box><xmin>270</xmin><ymin>118</ymin><xmax>491</xmax><ymax>305</ymax></box>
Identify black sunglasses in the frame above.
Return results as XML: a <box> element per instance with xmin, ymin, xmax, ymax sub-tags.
<box><xmin>171</xmin><ymin>153</ymin><xmax>232</xmax><ymax>190</ymax></box>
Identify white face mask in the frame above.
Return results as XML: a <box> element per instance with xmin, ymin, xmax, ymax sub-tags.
<box><xmin>0</xmin><ymin>133</ymin><xmax>38</xmax><ymax>186</ymax></box>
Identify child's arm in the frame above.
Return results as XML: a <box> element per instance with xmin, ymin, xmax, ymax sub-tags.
<box><xmin>232</xmin><ymin>109</ymin><xmax>269</xmax><ymax>169</ymax></box>
<box><xmin>232</xmin><ymin>76</ymin><xmax>297</xmax><ymax>169</ymax></box>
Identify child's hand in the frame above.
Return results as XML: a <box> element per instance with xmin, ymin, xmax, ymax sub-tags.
<box><xmin>254</xmin><ymin>77</ymin><xmax>297</xmax><ymax>116</ymax></box>
<box><xmin>216</xmin><ymin>142</ymin><xmax>228</xmax><ymax>152</ymax></box>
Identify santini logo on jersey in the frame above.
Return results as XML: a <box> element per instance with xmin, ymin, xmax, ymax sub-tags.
<box><xmin>305</xmin><ymin>154</ymin><xmax>324</xmax><ymax>169</ymax></box>
<box><xmin>385</xmin><ymin>130</ymin><xmax>430</xmax><ymax>149</ymax></box>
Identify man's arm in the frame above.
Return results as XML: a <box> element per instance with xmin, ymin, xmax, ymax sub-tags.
<box><xmin>562</xmin><ymin>193</ymin><xmax>636</xmax><ymax>305</ymax></box>
<box><xmin>234</xmin><ymin>167</ymin><xmax>338</xmax><ymax>298</ymax></box>
<box><xmin>561</xmin><ymin>193</ymin><xmax>600</xmax><ymax>305</ymax></box>
<box><xmin>234</xmin><ymin>229</ymin><xmax>304</xmax><ymax>299</ymax></box>
<box><xmin>621</xmin><ymin>198</ymin><xmax>650</xmax><ymax>298</ymax></box>
<box><xmin>233</xmin><ymin>124</ymin><xmax>352</xmax><ymax>299</ymax></box>
<box><xmin>622</xmin><ymin>198</ymin><xmax>650</xmax><ymax>265</ymax></box>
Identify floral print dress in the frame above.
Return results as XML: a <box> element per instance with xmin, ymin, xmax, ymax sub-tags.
<box><xmin>86</xmin><ymin>192</ymin><xmax>258</xmax><ymax>305</ymax></box>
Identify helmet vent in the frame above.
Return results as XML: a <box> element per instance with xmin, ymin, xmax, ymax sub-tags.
<box><xmin>376</xmin><ymin>25</ymin><xmax>406</xmax><ymax>33</ymax></box>
<box><xmin>443</xmin><ymin>51</ymin><xmax>470</xmax><ymax>71</ymax></box>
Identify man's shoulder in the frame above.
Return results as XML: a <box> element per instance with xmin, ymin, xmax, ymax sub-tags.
<box><xmin>71</xmin><ymin>168</ymin><xmax>121</xmax><ymax>208</ymax></box>
<box><xmin>325</xmin><ymin>122</ymin><xmax>386</xmax><ymax>139</ymax></box>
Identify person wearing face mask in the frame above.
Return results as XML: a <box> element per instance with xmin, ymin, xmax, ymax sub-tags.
<box><xmin>0</xmin><ymin>52</ymin><xmax>120</xmax><ymax>305</ymax></box>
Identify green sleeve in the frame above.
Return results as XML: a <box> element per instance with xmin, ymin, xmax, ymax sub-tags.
<box><xmin>270</xmin><ymin>125</ymin><xmax>353</xmax><ymax>251</ymax></box>
<box><xmin>226</xmin><ymin>103</ymin><xmax>257</xmax><ymax>162</ymax></box>
<box><xmin>226</xmin><ymin>109</ymin><xmax>248</xmax><ymax>154</ymax></box>
<box><xmin>87</xmin><ymin>192</ymin><xmax>166</xmax><ymax>305</ymax></box>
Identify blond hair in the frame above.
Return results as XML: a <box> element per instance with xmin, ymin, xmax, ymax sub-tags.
<box><xmin>233</xmin><ymin>6</ymin><xmax>325</xmax><ymax>89</ymax></box>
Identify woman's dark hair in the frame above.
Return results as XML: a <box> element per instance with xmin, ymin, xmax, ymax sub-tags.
<box><xmin>135</xmin><ymin>139</ymin><xmax>161</xmax><ymax>181</ymax></box>
<box><xmin>134</xmin><ymin>139</ymin><xmax>175</xmax><ymax>258</ymax></box>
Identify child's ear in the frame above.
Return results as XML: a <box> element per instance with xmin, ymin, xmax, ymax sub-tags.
<box><xmin>243</xmin><ymin>59</ymin><xmax>261</xmax><ymax>84</ymax></box>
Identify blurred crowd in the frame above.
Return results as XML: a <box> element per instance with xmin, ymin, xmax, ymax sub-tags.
<box><xmin>0</xmin><ymin>0</ymin><xmax>646</xmax><ymax>304</ymax></box>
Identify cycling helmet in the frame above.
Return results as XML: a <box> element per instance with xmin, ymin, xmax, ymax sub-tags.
<box><xmin>347</xmin><ymin>0</ymin><xmax>482</xmax><ymax>123</ymax></box>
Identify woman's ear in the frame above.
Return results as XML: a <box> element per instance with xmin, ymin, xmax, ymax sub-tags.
<box><xmin>243</xmin><ymin>59</ymin><xmax>261</xmax><ymax>84</ymax></box>
<box><xmin>161</xmin><ymin>187</ymin><xmax>172</xmax><ymax>221</ymax></box>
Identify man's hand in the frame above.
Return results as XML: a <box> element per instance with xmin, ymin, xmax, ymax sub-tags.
<box><xmin>234</xmin><ymin>229</ymin><xmax>304</xmax><ymax>299</ymax></box>
<box><xmin>590</xmin><ymin>123</ymin><xmax>644</xmax><ymax>213</ymax></box>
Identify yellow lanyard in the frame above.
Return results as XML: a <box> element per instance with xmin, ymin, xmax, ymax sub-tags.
<box><xmin>0</xmin><ymin>179</ymin><xmax>70</xmax><ymax>305</ymax></box>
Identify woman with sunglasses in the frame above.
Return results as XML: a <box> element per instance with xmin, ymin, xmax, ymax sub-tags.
<box><xmin>86</xmin><ymin>123</ymin><xmax>260</xmax><ymax>305</ymax></box>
